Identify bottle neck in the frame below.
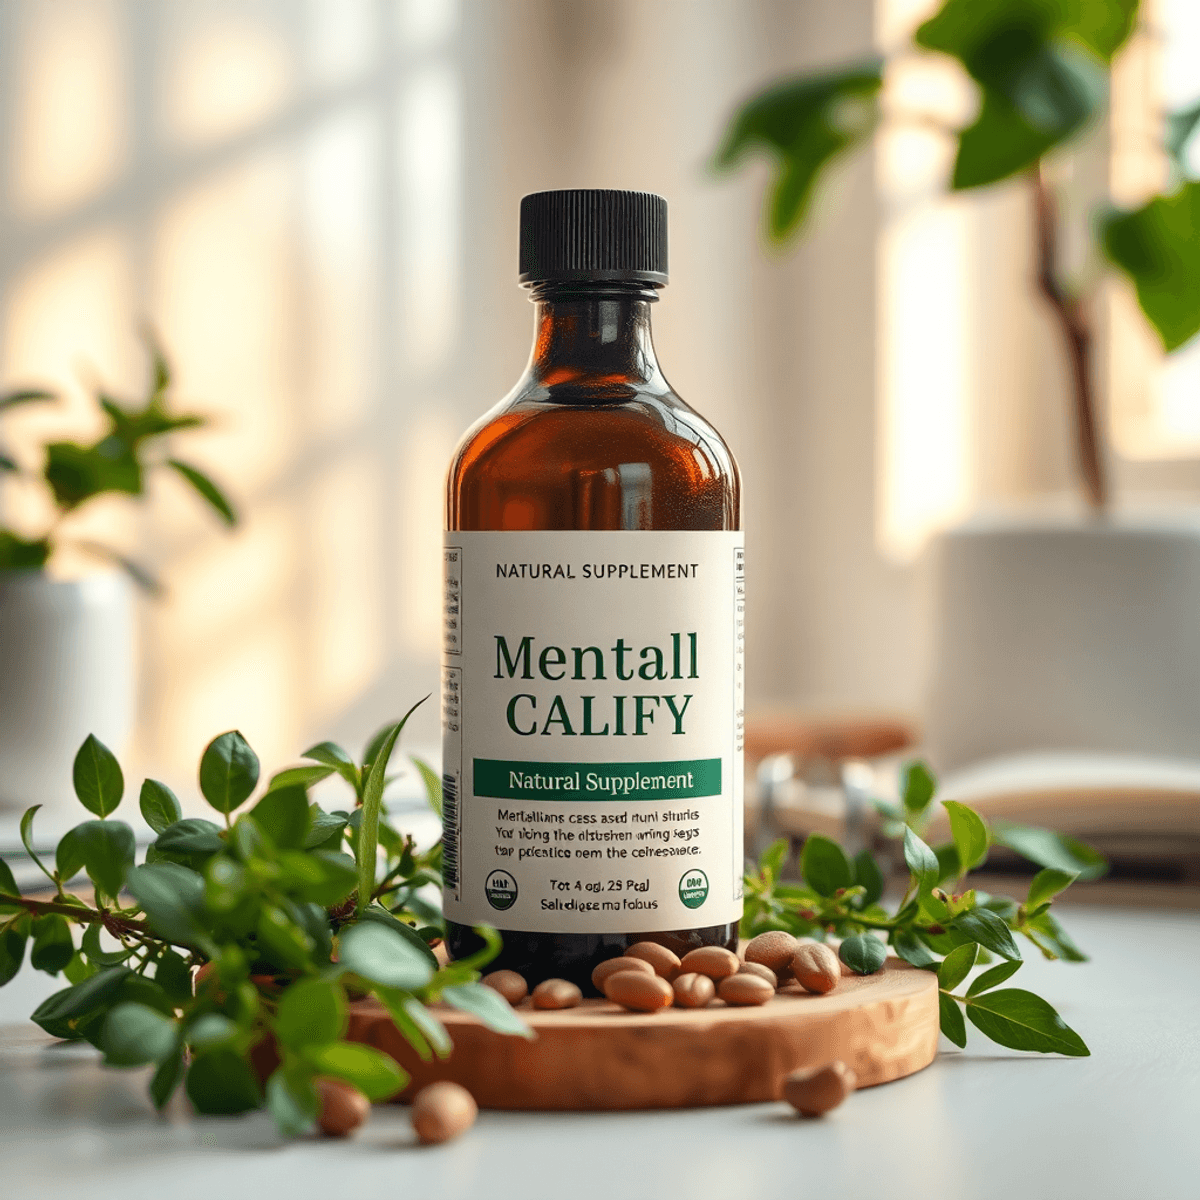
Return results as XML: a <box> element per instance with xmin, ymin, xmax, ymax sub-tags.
<box><xmin>526</xmin><ymin>283</ymin><xmax>664</xmax><ymax>395</ymax></box>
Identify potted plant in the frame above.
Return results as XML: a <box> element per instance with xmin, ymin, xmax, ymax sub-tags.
<box><xmin>715</xmin><ymin>0</ymin><xmax>1200</xmax><ymax>767</ymax></box>
<box><xmin>0</xmin><ymin>335</ymin><xmax>236</xmax><ymax>812</ymax></box>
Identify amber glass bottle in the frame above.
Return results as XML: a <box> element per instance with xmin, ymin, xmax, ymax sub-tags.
<box><xmin>442</xmin><ymin>190</ymin><xmax>743</xmax><ymax>988</ymax></box>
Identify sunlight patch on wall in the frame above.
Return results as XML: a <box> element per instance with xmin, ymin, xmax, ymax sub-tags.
<box><xmin>9</xmin><ymin>0</ymin><xmax>127</xmax><ymax>216</ymax></box>
<box><xmin>397</xmin><ymin>63</ymin><xmax>461</xmax><ymax>376</ymax></box>
<box><xmin>396</xmin><ymin>0</ymin><xmax>459</xmax><ymax>51</ymax></box>
<box><xmin>399</xmin><ymin>407</ymin><xmax>457</xmax><ymax>654</ymax></box>
<box><xmin>304</xmin><ymin>0</ymin><xmax>377</xmax><ymax>87</ymax></box>
<box><xmin>0</xmin><ymin>229</ymin><xmax>135</xmax><ymax>539</ymax></box>
<box><xmin>300</xmin><ymin>105</ymin><xmax>381</xmax><ymax>439</ymax></box>
<box><xmin>878</xmin><ymin>202</ymin><xmax>974</xmax><ymax>562</ymax></box>
<box><xmin>161</xmin><ymin>8</ymin><xmax>292</xmax><ymax>149</ymax></box>
<box><xmin>307</xmin><ymin>452</ymin><xmax>385</xmax><ymax>719</ymax></box>
<box><xmin>151</xmin><ymin>156</ymin><xmax>298</xmax><ymax>494</ymax></box>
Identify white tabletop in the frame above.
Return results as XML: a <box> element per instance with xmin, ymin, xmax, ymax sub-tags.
<box><xmin>1</xmin><ymin>905</ymin><xmax>1197</xmax><ymax>1200</ymax></box>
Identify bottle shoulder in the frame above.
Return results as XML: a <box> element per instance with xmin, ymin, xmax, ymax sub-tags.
<box><xmin>447</xmin><ymin>378</ymin><xmax>740</xmax><ymax>532</ymax></box>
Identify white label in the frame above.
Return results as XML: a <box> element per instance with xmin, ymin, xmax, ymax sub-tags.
<box><xmin>442</xmin><ymin>530</ymin><xmax>744</xmax><ymax>934</ymax></box>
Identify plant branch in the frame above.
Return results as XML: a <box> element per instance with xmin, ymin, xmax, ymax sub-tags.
<box><xmin>1031</xmin><ymin>163</ymin><xmax>1108</xmax><ymax>511</ymax></box>
<box><xmin>0</xmin><ymin>891</ymin><xmax>152</xmax><ymax>935</ymax></box>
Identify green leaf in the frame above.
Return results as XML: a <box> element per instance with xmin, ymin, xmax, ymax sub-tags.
<box><xmin>0</xmin><ymin>855</ymin><xmax>18</xmax><ymax>897</ymax></box>
<box><xmin>150</xmin><ymin>1047</ymin><xmax>186</xmax><ymax>1110</ymax></box>
<box><xmin>251</xmin><ymin>785</ymin><xmax>310</xmax><ymax>849</ymax></box>
<box><xmin>338</xmin><ymin>920</ymin><xmax>434</xmax><ymax>991</ymax></box>
<box><xmin>903</xmin><ymin>826</ymin><xmax>941</xmax><ymax>895</ymax></box>
<box><xmin>187</xmin><ymin>1013</ymin><xmax>239</xmax><ymax>1048</ymax></box>
<box><xmin>937</xmin><ymin>942</ymin><xmax>979</xmax><ymax>992</ymax></box>
<box><xmin>1025</xmin><ymin>908</ymin><xmax>1088</xmax><ymax>962</ymax></box>
<box><xmin>0</xmin><ymin>923</ymin><xmax>29</xmax><ymax>986</ymax></box>
<box><xmin>714</xmin><ymin>61</ymin><xmax>883</xmax><ymax>240</ymax></box>
<box><xmin>411</xmin><ymin>756</ymin><xmax>443</xmax><ymax>818</ymax></box>
<box><xmin>967</xmin><ymin>960</ymin><xmax>1023</xmax><ymax>996</ymax></box>
<box><xmin>394</xmin><ymin>994</ymin><xmax>452</xmax><ymax>1060</ymax></box>
<box><xmin>44</xmin><ymin>438</ymin><xmax>142</xmax><ymax>509</ymax></box>
<box><xmin>275</xmin><ymin>978</ymin><xmax>347</xmax><ymax>1049</ymax></box>
<box><xmin>303</xmin><ymin>1040</ymin><xmax>407</xmax><ymax>1101</ymax></box>
<box><xmin>32</xmin><ymin>966</ymin><xmax>132</xmax><ymax>1024</ymax></box>
<box><xmin>55</xmin><ymin>825</ymin><xmax>87</xmax><ymax>883</ymax></box>
<box><xmin>939</xmin><ymin>991</ymin><xmax>968</xmax><ymax>1047</ymax></box>
<box><xmin>155</xmin><ymin>949</ymin><xmax>193</xmax><ymax>1005</ymax></box>
<box><xmin>965</xmin><ymin>988</ymin><xmax>1090</xmax><ymax>1055</ymax></box>
<box><xmin>901</xmin><ymin>761</ymin><xmax>936</xmax><ymax>817</ymax></box>
<box><xmin>72</xmin><ymin>735</ymin><xmax>125</xmax><ymax>817</ymax></box>
<box><xmin>199</xmin><ymin>730</ymin><xmax>260</xmax><ymax>816</ymax></box>
<box><xmin>1026</xmin><ymin>867</ymin><xmax>1078</xmax><ymax>910</ymax></box>
<box><xmin>81</xmin><ymin>922</ymin><xmax>134</xmax><ymax>967</ymax></box>
<box><xmin>1103</xmin><ymin>182</ymin><xmax>1200</xmax><ymax>351</ymax></box>
<box><xmin>256</xmin><ymin>905</ymin><xmax>315</xmax><ymax>971</ymax></box>
<box><xmin>70</xmin><ymin>819</ymin><xmax>136</xmax><ymax>900</ymax></box>
<box><xmin>991</xmin><ymin>820</ymin><xmax>1107</xmax><ymax>880</ymax></box>
<box><xmin>0</xmin><ymin>387</ymin><xmax>56</xmax><ymax>410</ymax></box>
<box><xmin>276</xmin><ymin>849</ymin><xmax>358</xmax><ymax>907</ymax></box>
<box><xmin>851</xmin><ymin>850</ymin><xmax>884</xmax><ymax>907</ymax></box>
<box><xmin>892</xmin><ymin>929</ymin><xmax>939</xmax><ymax>970</ymax></box>
<box><xmin>154</xmin><ymin>817</ymin><xmax>223</xmax><ymax>856</ymax></box>
<box><xmin>139</xmin><ymin>780</ymin><xmax>182</xmax><ymax>834</ymax></box>
<box><xmin>186</xmin><ymin>1048</ymin><xmax>263</xmax><ymax>1114</ymax></box>
<box><xmin>838</xmin><ymin>933</ymin><xmax>886</xmax><ymax>975</ymax></box>
<box><xmin>357</xmin><ymin>907</ymin><xmax>440</xmax><ymax>970</ymax></box>
<box><xmin>168</xmin><ymin>459</ymin><xmax>237</xmax><ymax>527</ymax></box>
<box><xmin>1166</xmin><ymin>100</ymin><xmax>1200</xmax><ymax>173</ymax></box>
<box><xmin>30</xmin><ymin>915</ymin><xmax>74</xmax><ymax>974</ymax></box>
<box><xmin>20</xmin><ymin>805</ymin><xmax>55</xmax><ymax>885</ymax></box>
<box><xmin>304</xmin><ymin>806</ymin><xmax>348</xmax><ymax>850</ymax></box>
<box><xmin>124</xmin><ymin>863</ymin><xmax>209</xmax><ymax>948</ymax></box>
<box><xmin>943</xmin><ymin>801</ymin><xmax>990</xmax><ymax>875</ymax></box>
<box><xmin>442</xmin><ymin>980</ymin><xmax>533</xmax><ymax>1038</ymax></box>
<box><xmin>953</xmin><ymin>907</ymin><xmax>1022</xmax><ymax>962</ymax></box>
<box><xmin>303</xmin><ymin>741</ymin><xmax>359</xmax><ymax>789</ymax></box>
<box><xmin>0</xmin><ymin>531</ymin><xmax>51</xmax><ymax>569</ymax></box>
<box><xmin>267</xmin><ymin>1066</ymin><xmax>319</xmax><ymax>1137</ymax></box>
<box><xmin>933</xmin><ymin>841</ymin><xmax>961</xmax><ymax>884</ymax></box>
<box><xmin>799</xmin><ymin>833</ymin><xmax>852</xmax><ymax>896</ymax></box>
<box><xmin>268</xmin><ymin>764</ymin><xmax>336</xmax><ymax>792</ymax></box>
<box><xmin>102</xmin><ymin>1001</ymin><xmax>177</xmax><ymax>1066</ymax></box>
<box><xmin>356</xmin><ymin>698</ymin><xmax>426</xmax><ymax>915</ymax></box>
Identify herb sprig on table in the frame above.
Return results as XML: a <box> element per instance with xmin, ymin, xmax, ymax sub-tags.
<box><xmin>0</xmin><ymin>699</ymin><xmax>528</xmax><ymax>1135</ymax></box>
<box><xmin>741</xmin><ymin>761</ymin><xmax>1100</xmax><ymax>1056</ymax></box>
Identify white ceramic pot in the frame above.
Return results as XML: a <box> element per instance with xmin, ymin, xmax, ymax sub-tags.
<box><xmin>0</xmin><ymin>570</ymin><xmax>135</xmax><ymax>812</ymax></box>
<box><xmin>924</xmin><ymin>510</ymin><xmax>1200</xmax><ymax>771</ymax></box>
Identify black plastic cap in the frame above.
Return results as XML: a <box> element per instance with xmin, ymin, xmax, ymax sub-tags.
<box><xmin>519</xmin><ymin>189</ymin><xmax>668</xmax><ymax>286</ymax></box>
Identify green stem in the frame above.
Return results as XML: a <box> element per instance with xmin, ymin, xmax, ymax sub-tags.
<box><xmin>0</xmin><ymin>891</ymin><xmax>153</xmax><ymax>934</ymax></box>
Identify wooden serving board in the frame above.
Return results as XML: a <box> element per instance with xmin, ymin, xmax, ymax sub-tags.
<box><xmin>347</xmin><ymin>958</ymin><xmax>939</xmax><ymax>1111</ymax></box>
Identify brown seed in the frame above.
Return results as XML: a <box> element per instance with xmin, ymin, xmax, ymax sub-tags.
<box><xmin>791</xmin><ymin>943</ymin><xmax>841</xmax><ymax>994</ymax></box>
<box><xmin>604</xmin><ymin>970</ymin><xmax>674</xmax><ymax>1011</ymax></box>
<box><xmin>782</xmin><ymin>1061</ymin><xmax>857</xmax><ymax>1117</ymax></box>
<box><xmin>481</xmin><ymin>969</ymin><xmax>528</xmax><ymax>1005</ymax></box>
<box><xmin>672</xmin><ymin>972</ymin><xmax>716</xmax><ymax>1008</ymax></box>
<box><xmin>745</xmin><ymin>930</ymin><xmax>798</xmax><ymax>974</ymax></box>
<box><xmin>316</xmin><ymin>1078</ymin><xmax>371</xmax><ymax>1137</ymax></box>
<box><xmin>591</xmin><ymin>955</ymin><xmax>655</xmax><ymax>991</ymax></box>
<box><xmin>718</xmin><ymin>973</ymin><xmax>775</xmax><ymax>1006</ymax></box>
<box><xmin>624</xmin><ymin>941</ymin><xmax>682</xmax><ymax>980</ymax></box>
<box><xmin>531</xmin><ymin>978</ymin><xmax>582</xmax><ymax>1009</ymax></box>
<box><xmin>737</xmin><ymin>960</ymin><xmax>779</xmax><ymax>988</ymax></box>
<box><xmin>411</xmin><ymin>1081</ymin><xmax>478</xmax><ymax>1144</ymax></box>
<box><xmin>678</xmin><ymin>945</ymin><xmax>740</xmax><ymax>981</ymax></box>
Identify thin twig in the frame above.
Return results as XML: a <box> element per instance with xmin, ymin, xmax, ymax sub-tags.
<box><xmin>1031</xmin><ymin>164</ymin><xmax>1108</xmax><ymax>510</ymax></box>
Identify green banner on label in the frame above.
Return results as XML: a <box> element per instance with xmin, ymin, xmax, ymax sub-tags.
<box><xmin>473</xmin><ymin>758</ymin><xmax>722</xmax><ymax>801</ymax></box>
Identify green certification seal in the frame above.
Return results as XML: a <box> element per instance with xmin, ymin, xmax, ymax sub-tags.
<box><xmin>485</xmin><ymin>869</ymin><xmax>518</xmax><ymax>911</ymax></box>
<box><xmin>678</xmin><ymin>868</ymin><xmax>709</xmax><ymax>910</ymax></box>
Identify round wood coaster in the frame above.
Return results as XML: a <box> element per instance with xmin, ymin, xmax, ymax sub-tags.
<box><xmin>347</xmin><ymin>958</ymin><xmax>939</xmax><ymax>1110</ymax></box>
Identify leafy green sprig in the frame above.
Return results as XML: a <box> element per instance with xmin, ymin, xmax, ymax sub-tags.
<box><xmin>0</xmin><ymin>701</ymin><xmax>528</xmax><ymax>1135</ymax></box>
<box><xmin>741</xmin><ymin>760</ymin><xmax>1099</xmax><ymax>1056</ymax></box>
<box><xmin>0</xmin><ymin>332</ymin><xmax>235</xmax><ymax>585</ymax></box>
